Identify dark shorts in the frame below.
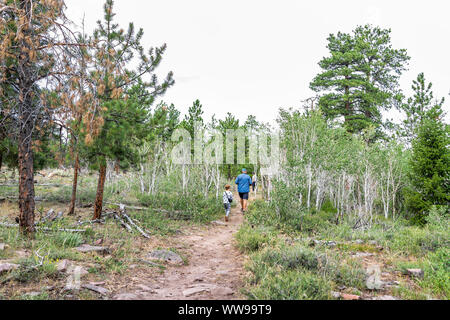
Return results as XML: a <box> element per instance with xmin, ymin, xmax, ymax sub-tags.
<box><xmin>239</xmin><ymin>192</ymin><xmax>249</xmax><ymax>200</ymax></box>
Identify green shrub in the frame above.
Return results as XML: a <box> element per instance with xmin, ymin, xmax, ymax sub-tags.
<box><xmin>131</xmin><ymin>210</ymin><xmax>180</xmax><ymax>236</ymax></box>
<box><xmin>390</xmin><ymin>226</ymin><xmax>448</xmax><ymax>256</ymax></box>
<box><xmin>235</xmin><ymin>225</ymin><xmax>274</xmax><ymax>253</ymax></box>
<box><xmin>421</xmin><ymin>247</ymin><xmax>450</xmax><ymax>298</ymax></box>
<box><xmin>398</xmin><ymin>247</ymin><xmax>449</xmax><ymax>299</ymax></box>
<box><xmin>52</xmin><ymin>232</ymin><xmax>84</xmax><ymax>248</ymax></box>
<box><xmin>259</xmin><ymin>245</ymin><xmax>321</xmax><ymax>271</ymax></box>
<box><xmin>137</xmin><ymin>193</ymin><xmax>222</xmax><ymax>223</ymax></box>
<box><xmin>326</xmin><ymin>259</ymin><xmax>366</xmax><ymax>290</ymax></box>
<box><xmin>246</xmin><ymin>269</ymin><xmax>331</xmax><ymax>300</ymax></box>
<box><xmin>298</xmin><ymin>213</ymin><xmax>333</xmax><ymax>235</ymax></box>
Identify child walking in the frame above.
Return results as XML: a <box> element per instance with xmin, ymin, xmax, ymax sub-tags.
<box><xmin>223</xmin><ymin>185</ymin><xmax>233</xmax><ymax>222</ymax></box>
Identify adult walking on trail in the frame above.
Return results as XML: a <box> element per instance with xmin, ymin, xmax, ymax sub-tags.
<box><xmin>235</xmin><ymin>168</ymin><xmax>252</xmax><ymax>213</ymax></box>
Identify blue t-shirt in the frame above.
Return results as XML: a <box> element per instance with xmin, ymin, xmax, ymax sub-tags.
<box><xmin>235</xmin><ymin>174</ymin><xmax>252</xmax><ymax>193</ymax></box>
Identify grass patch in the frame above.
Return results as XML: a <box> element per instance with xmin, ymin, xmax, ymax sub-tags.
<box><xmin>235</xmin><ymin>224</ymin><xmax>275</xmax><ymax>253</ymax></box>
<box><xmin>396</xmin><ymin>247</ymin><xmax>449</xmax><ymax>299</ymax></box>
<box><xmin>245</xmin><ymin>269</ymin><xmax>331</xmax><ymax>300</ymax></box>
<box><xmin>242</xmin><ymin>242</ymin><xmax>367</xmax><ymax>300</ymax></box>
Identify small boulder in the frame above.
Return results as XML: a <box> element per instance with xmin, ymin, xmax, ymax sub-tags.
<box><xmin>148</xmin><ymin>250</ymin><xmax>183</xmax><ymax>265</ymax></box>
<box><xmin>82</xmin><ymin>284</ymin><xmax>110</xmax><ymax>296</ymax></box>
<box><xmin>57</xmin><ymin>260</ymin><xmax>71</xmax><ymax>273</ymax></box>
<box><xmin>183</xmin><ymin>287</ymin><xmax>210</xmax><ymax>297</ymax></box>
<box><xmin>75</xmin><ymin>244</ymin><xmax>110</xmax><ymax>255</ymax></box>
<box><xmin>0</xmin><ymin>263</ymin><xmax>19</xmax><ymax>275</ymax></box>
<box><xmin>407</xmin><ymin>269</ymin><xmax>424</xmax><ymax>279</ymax></box>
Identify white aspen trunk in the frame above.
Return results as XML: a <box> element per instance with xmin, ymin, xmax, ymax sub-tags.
<box><xmin>139</xmin><ymin>163</ymin><xmax>145</xmax><ymax>194</ymax></box>
<box><xmin>182</xmin><ymin>164</ymin><xmax>187</xmax><ymax>195</ymax></box>
<box><xmin>215</xmin><ymin>164</ymin><xmax>220</xmax><ymax>199</ymax></box>
<box><xmin>306</xmin><ymin>161</ymin><xmax>312</xmax><ymax>210</ymax></box>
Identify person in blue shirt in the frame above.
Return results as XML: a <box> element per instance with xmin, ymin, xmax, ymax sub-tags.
<box><xmin>235</xmin><ymin>168</ymin><xmax>252</xmax><ymax>213</ymax></box>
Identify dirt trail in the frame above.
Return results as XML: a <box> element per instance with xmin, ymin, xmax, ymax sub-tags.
<box><xmin>111</xmin><ymin>203</ymin><xmax>246</xmax><ymax>300</ymax></box>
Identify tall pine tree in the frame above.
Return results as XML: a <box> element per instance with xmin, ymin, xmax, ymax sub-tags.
<box><xmin>400</xmin><ymin>73</ymin><xmax>445</xmax><ymax>144</ymax></box>
<box><xmin>405</xmin><ymin>104</ymin><xmax>449</xmax><ymax>224</ymax></box>
<box><xmin>83</xmin><ymin>0</ymin><xmax>174</xmax><ymax>220</ymax></box>
<box><xmin>310</xmin><ymin>25</ymin><xmax>410</xmax><ymax>136</ymax></box>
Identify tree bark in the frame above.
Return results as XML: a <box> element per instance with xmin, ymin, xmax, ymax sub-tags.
<box><xmin>0</xmin><ymin>150</ymin><xmax>3</xmax><ymax>171</ymax></box>
<box><xmin>17</xmin><ymin>0</ymin><xmax>36</xmax><ymax>236</ymax></box>
<box><xmin>18</xmin><ymin>105</ymin><xmax>36</xmax><ymax>235</ymax></box>
<box><xmin>68</xmin><ymin>152</ymin><xmax>80</xmax><ymax>215</ymax></box>
<box><xmin>93</xmin><ymin>163</ymin><xmax>107</xmax><ymax>220</ymax></box>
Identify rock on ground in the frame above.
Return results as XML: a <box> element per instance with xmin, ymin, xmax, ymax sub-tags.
<box><xmin>407</xmin><ymin>269</ymin><xmax>424</xmax><ymax>279</ymax></box>
<box><xmin>82</xmin><ymin>284</ymin><xmax>110</xmax><ymax>295</ymax></box>
<box><xmin>75</xmin><ymin>244</ymin><xmax>110</xmax><ymax>255</ymax></box>
<box><xmin>148</xmin><ymin>250</ymin><xmax>183</xmax><ymax>265</ymax></box>
<box><xmin>57</xmin><ymin>259</ymin><xmax>71</xmax><ymax>273</ymax></box>
<box><xmin>0</xmin><ymin>263</ymin><xmax>19</xmax><ymax>274</ymax></box>
<box><xmin>183</xmin><ymin>287</ymin><xmax>211</xmax><ymax>297</ymax></box>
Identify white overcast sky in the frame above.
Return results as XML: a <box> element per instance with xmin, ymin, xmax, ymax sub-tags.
<box><xmin>65</xmin><ymin>0</ymin><xmax>450</xmax><ymax>125</ymax></box>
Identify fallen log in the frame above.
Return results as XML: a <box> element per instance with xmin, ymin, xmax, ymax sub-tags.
<box><xmin>112</xmin><ymin>213</ymin><xmax>133</xmax><ymax>233</ymax></box>
<box><xmin>105</xmin><ymin>202</ymin><xmax>182</xmax><ymax>214</ymax></box>
<box><xmin>77</xmin><ymin>219</ymin><xmax>104</xmax><ymax>226</ymax></box>
<box><xmin>119</xmin><ymin>204</ymin><xmax>150</xmax><ymax>239</ymax></box>
<box><xmin>105</xmin><ymin>202</ymin><xmax>147</xmax><ymax>211</ymax></box>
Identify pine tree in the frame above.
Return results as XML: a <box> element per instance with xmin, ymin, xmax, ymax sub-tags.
<box><xmin>0</xmin><ymin>0</ymin><xmax>83</xmax><ymax>235</ymax></box>
<box><xmin>401</xmin><ymin>73</ymin><xmax>445</xmax><ymax>144</ymax></box>
<box><xmin>405</xmin><ymin>104</ymin><xmax>449</xmax><ymax>224</ymax></box>
<box><xmin>84</xmin><ymin>0</ymin><xmax>174</xmax><ymax>220</ymax></box>
<box><xmin>181</xmin><ymin>99</ymin><xmax>204</xmax><ymax>138</ymax></box>
<box><xmin>217</xmin><ymin>113</ymin><xmax>240</xmax><ymax>179</ymax></box>
<box><xmin>310</xmin><ymin>25</ymin><xmax>410</xmax><ymax>136</ymax></box>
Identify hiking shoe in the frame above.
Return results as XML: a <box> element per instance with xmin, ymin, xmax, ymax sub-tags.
<box><xmin>225</xmin><ymin>216</ymin><xmax>229</xmax><ymax>222</ymax></box>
